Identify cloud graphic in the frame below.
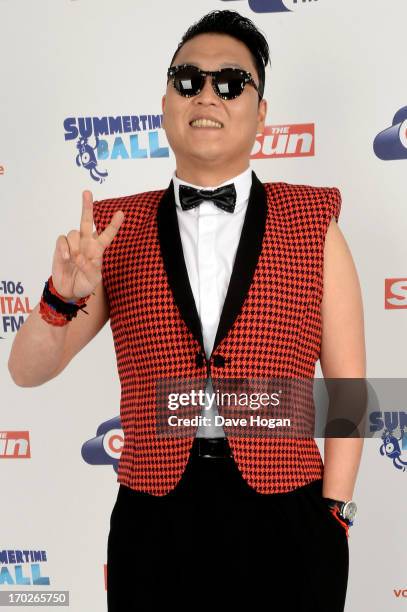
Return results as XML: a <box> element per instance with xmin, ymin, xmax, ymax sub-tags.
<box><xmin>81</xmin><ymin>416</ymin><xmax>122</xmax><ymax>473</ymax></box>
<box><xmin>249</xmin><ymin>0</ymin><xmax>291</xmax><ymax>12</ymax></box>
<box><xmin>221</xmin><ymin>0</ymin><xmax>291</xmax><ymax>13</ymax></box>
<box><xmin>374</xmin><ymin>106</ymin><xmax>407</xmax><ymax>160</ymax></box>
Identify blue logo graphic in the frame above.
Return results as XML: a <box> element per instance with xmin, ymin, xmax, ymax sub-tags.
<box><xmin>370</xmin><ymin>411</ymin><xmax>407</xmax><ymax>472</ymax></box>
<box><xmin>64</xmin><ymin>114</ymin><xmax>169</xmax><ymax>182</ymax></box>
<box><xmin>222</xmin><ymin>0</ymin><xmax>290</xmax><ymax>12</ymax></box>
<box><xmin>222</xmin><ymin>0</ymin><xmax>318</xmax><ymax>13</ymax></box>
<box><xmin>81</xmin><ymin>416</ymin><xmax>123</xmax><ymax>473</ymax></box>
<box><xmin>0</xmin><ymin>550</ymin><xmax>50</xmax><ymax>586</ymax></box>
<box><xmin>373</xmin><ymin>106</ymin><xmax>407</xmax><ymax>160</ymax></box>
<box><xmin>247</xmin><ymin>0</ymin><xmax>291</xmax><ymax>12</ymax></box>
<box><xmin>76</xmin><ymin>136</ymin><xmax>108</xmax><ymax>183</ymax></box>
<box><xmin>380</xmin><ymin>428</ymin><xmax>407</xmax><ymax>472</ymax></box>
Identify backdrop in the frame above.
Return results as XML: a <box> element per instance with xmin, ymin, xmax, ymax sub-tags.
<box><xmin>1</xmin><ymin>0</ymin><xmax>406</xmax><ymax>610</ymax></box>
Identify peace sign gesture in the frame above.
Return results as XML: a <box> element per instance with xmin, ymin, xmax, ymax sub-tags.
<box><xmin>52</xmin><ymin>190</ymin><xmax>124</xmax><ymax>300</ymax></box>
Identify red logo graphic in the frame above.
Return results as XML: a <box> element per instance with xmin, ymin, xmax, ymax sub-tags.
<box><xmin>385</xmin><ymin>278</ymin><xmax>407</xmax><ymax>309</ymax></box>
<box><xmin>252</xmin><ymin>123</ymin><xmax>315</xmax><ymax>158</ymax></box>
<box><xmin>0</xmin><ymin>431</ymin><xmax>31</xmax><ymax>458</ymax></box>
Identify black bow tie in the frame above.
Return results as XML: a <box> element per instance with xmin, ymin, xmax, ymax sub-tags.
<box><xmin>179</xmin><ymin>183</ymin><xmax>237</xmax><ymax>213</ymax></box>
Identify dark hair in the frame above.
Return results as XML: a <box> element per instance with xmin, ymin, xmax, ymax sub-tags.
<box><xmin>169</xmin><ymin>10</ymin><xmax>270</xmax><ymax>99</ymax></box>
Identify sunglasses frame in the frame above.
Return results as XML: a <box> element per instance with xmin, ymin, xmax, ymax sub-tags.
<box><xmin>167</xmin><ymin>63</ymin><xmax>262</xmax><ymax>101</ymax></box>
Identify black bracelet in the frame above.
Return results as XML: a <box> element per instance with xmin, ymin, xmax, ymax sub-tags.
<box><xmin>42</xmin><ymin>279</ymin><xmax>89</xmax><ymax>321</ymax></box>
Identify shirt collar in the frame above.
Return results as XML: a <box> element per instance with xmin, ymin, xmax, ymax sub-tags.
<box><xmin>173</xmin><ymin>166</ymin><xmax>252</xmax><ymax>213</ymax></box>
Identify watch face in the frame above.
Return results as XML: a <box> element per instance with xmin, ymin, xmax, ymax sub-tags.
<box><xmin>342</xmin><ymin>501</ymin><xmax>357</xmax><ymax>521</ymax></box>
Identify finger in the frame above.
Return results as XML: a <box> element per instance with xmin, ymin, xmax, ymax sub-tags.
<box><xmin>75</xmin><ymin>252</ymin><xmax>102</xmax><ymax>287</ymax></box>
<box><xmin>97</xmin><ymin>210</ymin><xmax>125</xmax><ymax>250</ymax></box>
<box><xmin>55</xmin><ymin>235</ymin><xmax>71</xmax><ymax>262</ymax></box>
<box><xmin>66</xmin><ymin>229</ymin><xmax>80</xmax><ymax>259</ymax></box>
<box><xmin>80</xmin><ymin>190</ymin><xmax>94</xmax><ymax>238</ymax></box>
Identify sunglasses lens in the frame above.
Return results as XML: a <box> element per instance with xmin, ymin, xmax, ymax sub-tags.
<box><xmin>172</xmin><ymin>66</ymin><xmax>203</xmax><ymax>97</ymax></box>
<box><xmin>170</xmin><ymin>66</ymin><xmax>250</xmax><ymax>100</ymax></box>
<box><xmin>214</xmin><ymin>69</ymin><xmax>245</xmax><ymax>99</ymax></box>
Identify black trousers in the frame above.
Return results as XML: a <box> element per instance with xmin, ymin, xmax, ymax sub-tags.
<box><xmin>107</xmin><ymin>439</ymin><xmax>349</xmax><ymax>611</ymax></box>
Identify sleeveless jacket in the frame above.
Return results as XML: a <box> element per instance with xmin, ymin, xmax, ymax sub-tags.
<box><xmin>92</xmin><ymin>171</ymin><xmax>341</xmax><ymax>496</ymax></box>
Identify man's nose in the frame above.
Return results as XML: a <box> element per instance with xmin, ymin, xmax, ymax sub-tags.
<box><xmin>196</xmin><ymin>75</ymin><xmax>219</xmax><ymax>103</ymax></box>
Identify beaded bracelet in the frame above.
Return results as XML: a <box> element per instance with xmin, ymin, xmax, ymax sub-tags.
<box><xmin>39</xmin><ymin>275</ymin><xmax>92</xmax><ymax>326</ymax></box>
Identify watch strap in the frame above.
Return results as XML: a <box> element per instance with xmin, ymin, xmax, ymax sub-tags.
<box><xmin>322</xmin><ymin>498</ymin><xmax>352</xmax><ymax>524</ymax></box>
<box><xmin>327</xmin><ymin>504</ymin><xmax>351</xmax><ymax>538</ymax></box>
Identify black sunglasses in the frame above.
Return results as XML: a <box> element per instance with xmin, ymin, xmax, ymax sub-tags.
<box><xmin>167</xmin><ymin>63</ymin><xmax>262</xmax><ymax>101</ymax></box>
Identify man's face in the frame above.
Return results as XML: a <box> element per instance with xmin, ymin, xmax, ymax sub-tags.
<box><xmin>162</xmin><ymin>32</ymin><xmax>267</xmax><ymax>172</ymax></box>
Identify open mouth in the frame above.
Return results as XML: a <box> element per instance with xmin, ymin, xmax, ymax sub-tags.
<box><xmin>189</xmin><ymin>118</ymin><xmax>224</xmax><ymax>129</ymax></box>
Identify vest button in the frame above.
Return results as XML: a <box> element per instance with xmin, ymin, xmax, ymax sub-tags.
<box><xmin>213</xmin><ymin>354</ymin><xmax>226</xmax><ymax>367</ymax></box>
<box><xmin>195</xmin><ymin>352</ymin><xmax>205</xmax><ymax>367</ymax></box>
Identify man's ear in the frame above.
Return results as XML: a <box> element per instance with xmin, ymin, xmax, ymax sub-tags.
<box><xmin>257</xmin><ymin>97</ymin><xmax>267</xmax><ymax>134</ymax></box>
<box><xmin>161</xmin><ymin>94</ymin><xmax>166</xmax><ymax>127</ymax></box>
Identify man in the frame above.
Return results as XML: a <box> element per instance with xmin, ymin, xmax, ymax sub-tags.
<box><xmin>9</xmin><ymin>9</ymin><xmax>365</xmax><ymax>612</ymax></box>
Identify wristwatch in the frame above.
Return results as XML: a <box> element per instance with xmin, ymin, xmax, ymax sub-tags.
<box><xmin>322</xmin><ymin>497</ymin><xmax>357</xmax><ymax>525</ymax></box>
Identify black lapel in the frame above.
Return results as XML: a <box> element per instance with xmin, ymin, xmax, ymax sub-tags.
<box><xmin>156</xmin><ymin>170</ymin><xmax>268</xmax><ymax>357</ymax></box>
<box><xmin>212</xmin><ymin>170</ymin><xmax>267</xmax><ymax>354</ymax></box>
<box><xmin>157</xmin><ymin>180</ymin><xmax>205</xmax><ymax>352</ymax></box>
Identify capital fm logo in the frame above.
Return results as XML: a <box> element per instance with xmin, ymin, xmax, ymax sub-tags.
<box><xmin>0</xmin><ymin>280</ymin><xmax>33</xmax><ymax>340</ymax></box>
<box><xmin>374</xmin><ymin>106</ymin><xmax>407</xmax><ymax>160</ymax></box>
<box><xmin>81</xmin><ymin>416</ymin><xmax>123</xmax><ymax>472</ymax></box>
<box><xmin>385</xmin><ymin>278</ymin><xmax>407</xmax><ymax>309</ymax></box>
<box><xmin>63</xmin><ymin>114</ymin><xmax>169</xmax><ymax>183</ymax></box>
<box><xmin>221</xmin><ymin>0</ymin><xmax>318</xmax><ymax>13</ymax></box>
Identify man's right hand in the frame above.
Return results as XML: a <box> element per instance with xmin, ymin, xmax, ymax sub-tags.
<box><xmin>52</xmin><ymin>190</ymin><xmax>125</xmax><ymax>300</ymax></box>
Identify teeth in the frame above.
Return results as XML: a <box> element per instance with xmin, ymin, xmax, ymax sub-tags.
<box><xmin>190</xmin><ymin>118</ymin><xmax>223</xmax><ymax>129</ymax></box>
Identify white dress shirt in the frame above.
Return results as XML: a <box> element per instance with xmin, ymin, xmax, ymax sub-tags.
<box><xmin>172</xmin><ymin>166</ymin><xmax>253</xmax><ymax>437</ymax></box>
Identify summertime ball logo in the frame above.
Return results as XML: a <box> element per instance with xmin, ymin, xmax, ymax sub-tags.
<box><xmin>63</xmin><ymin>114</ymin><xmax>169</xmax><ymax>183</ymax></box>
<box><xmin>370</xmin><ymin>412</ymin><xmax>407</xmax><ymax>472</ymax></box>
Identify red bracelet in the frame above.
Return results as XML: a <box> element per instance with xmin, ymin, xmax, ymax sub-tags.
<box><xmin>39</xmin><ymin>275</ymin><xmax>92</xmax><ymax>326</ymax></box>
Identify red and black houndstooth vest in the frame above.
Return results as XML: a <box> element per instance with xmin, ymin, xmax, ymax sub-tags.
<box><xmin>92</xmin><ymin>171</ymin><xmax>341</xmax><ymax>496</ymax></box>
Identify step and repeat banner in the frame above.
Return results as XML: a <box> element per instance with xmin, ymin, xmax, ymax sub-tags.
<box><xmin>1</xmin><ymin>0</ymin><xmax>406</xmax><ymax>610</ymax></box>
